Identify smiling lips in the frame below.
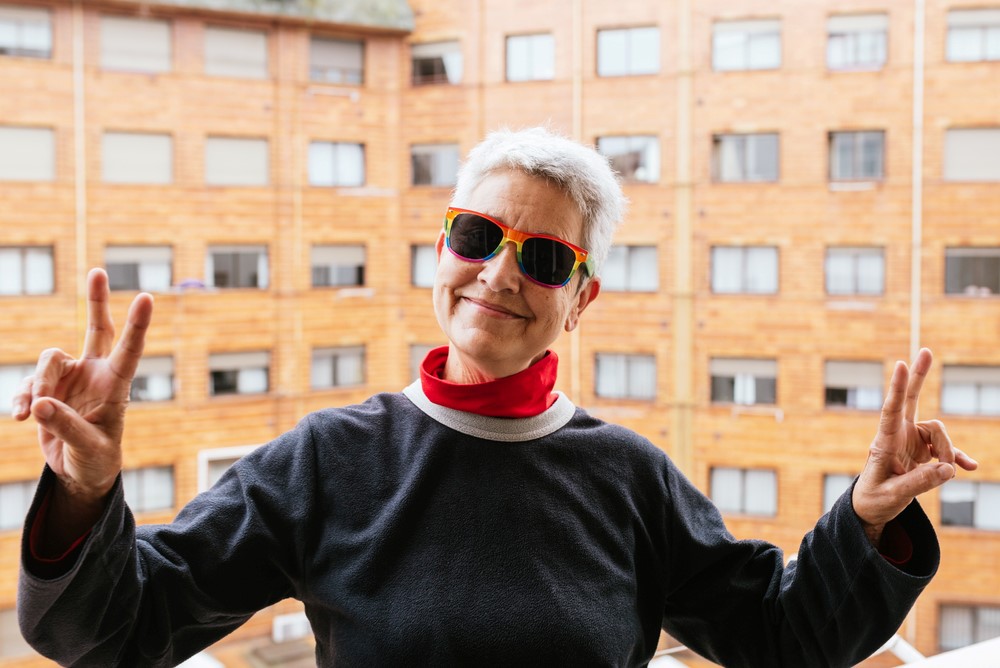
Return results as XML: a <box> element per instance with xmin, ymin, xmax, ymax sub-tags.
<box><xmin>460</xmin><ymin>296</ymin><xmax>526</xmax><ymax>319</ymax></box>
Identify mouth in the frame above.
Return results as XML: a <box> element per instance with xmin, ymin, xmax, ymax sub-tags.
<box><xmin>460</xmin><ymin>296</ymin><xmax>525</xmax><ymax>319</ymax></box>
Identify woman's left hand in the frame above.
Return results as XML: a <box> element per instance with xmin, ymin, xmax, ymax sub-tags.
<box><xmin>852</xmin><ymin>348</ymin><xmax>979</xmax><ymax>546</ymax></box>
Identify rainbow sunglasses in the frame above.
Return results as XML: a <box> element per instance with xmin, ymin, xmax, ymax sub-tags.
<box><xmin>443</xmin><ymin>207</ymin><xmax>594</xmax><ymax>288</ymax></box>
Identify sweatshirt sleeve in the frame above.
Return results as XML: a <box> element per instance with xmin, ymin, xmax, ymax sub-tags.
<box><xmin>660</xmin><ymin>463</ymin><xmax>938</xmax><ymax>668</ymax></box>
<box><xmin>18</xmin><ymin>420</ymin><xmax>319</xmax><ymax>667</ymax></box>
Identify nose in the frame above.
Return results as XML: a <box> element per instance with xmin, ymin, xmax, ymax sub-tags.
<box><xmin>478</xmin><ymin>241</ymin><xmax>522</xmax><ymax>292</ymax></box>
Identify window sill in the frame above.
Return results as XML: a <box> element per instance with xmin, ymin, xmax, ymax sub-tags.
<box><xmin>825</xmin><ymin>299</ymin><xmax>880</xmax><ymax>311</ymax></box>
<box><xmin>710</xmin><ymin>403</ymin><xmax>784</xmax><ymax>421</ymax></box>
<box><xmin>828</xmin><ymin>180</ymin><xmax>882</xmax><ymax>192</ymax></box>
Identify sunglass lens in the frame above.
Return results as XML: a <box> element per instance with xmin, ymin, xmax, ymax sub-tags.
<box><xmin>521</xmin><ymin>238</ymin><xmax>577</xmax><ymax>286</ymax></box>
<box><xmin>450</xmin><ymin>213</ymin><xmax>504</xmax><ymax>260</ymax></box>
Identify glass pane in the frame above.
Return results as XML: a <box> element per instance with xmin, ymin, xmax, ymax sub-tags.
<box><xmin>596</xmin><ymin>354</ymin><xmax>627</xmax><ymax>398</ymax></box>
<box><xmin>745</xmin><ymin>247</ymin><xmax>777</xmax><ymax>293</ymax></box>
<box><xmin>856</xmin><ymin>251</ymin><xmax>884</xmax><ymax>294</ymax></box>
<box><xmin>627</xmin><ymin>355</ymin><xmax>656</xmax><ymax>399</ymax></box>
<box><xmin>237</xmin><ymin>367</ymin><xmax>268</xmax><ymax>394</ymax></box>
<box><xmin>24</xmin><ymin>247</ymin><xmax>53</xmax><ymax>294</ymax></box>
<box><xmin>711</xmin><ymin>468</ymin><xmax>743</xmax><ymax>513</ymax></box>
<box><xmin>597</xmin><ymin>29</ymin><xmax>627</xmax><ymax>76</ymax></box>
<box><xmin>630</xmin><ymin>27</ymin><xmax>659</xmax><ymax>74</ymax></box>
<box><xmin>713</xmin><ymin>32</ymin><xmax>746</xmax><ymax>70</ymax></box>
<box><xmin>747</xmin><ymin>32</ymin><xmax>780</xmax><ymax>69</ymax></box>
<box><xmin>601</xmin><ymin>246</ymin><xmax>627</xmax><ymax>291</ymax></box>
<box><xmin>308</xmin><ymin>142</ymin><xmax>334</xmax><ymax>186</ymax></box>
<box><xmin>974</xmin><ymin>484</ymin><xmax>1000</xmax><ymax>530</ymax></box>
<box><xmin>506</xmin><ymin>36</ymin><xmax>530</xmax><ymax>81</ymax></box>
<box><xmin>744</xmin><ymin>469</ymin><xmax>777</xmax><ymax>515</ymax></box>
<box><xmin>628</xmin><ymin>246</ymin><xmax>659</xmax><ymax>291</ymax></box>
<box><xmin>712</xmin><ymin>247</ymin><xmax>744</xmax><ymax>293</ymax></box>
<box><xmin>941</xmin><ymin>383</ymin><xmax>977</xmax><ymax>414</ymax></box>
<box><xmin>0</xmin><ymin>248</ymin><xmax>23</xmax><ymax>294</ymax></box>
<box><xmin>411</xmin><ymin>245</ymin><xmax>437</xmax><ymax>287</ymax></box>
<box><xmin>947</xmin><ymin>27</ymin><xmax>983</xmax><ymax>62</ymax></box>
<box><xmin>532</xmin><ymin>34</ymin><xmax>555</xmax><ymax>80</ymax></box>
<box><xmin>823</xmin><ymin>474</ymin><xmax>854</xmax><ymax>513</ymax></box>
<box><xmin>941</xmin><ymin>606</ymin><xmax>974</xmax><ymax>650</ymax></box>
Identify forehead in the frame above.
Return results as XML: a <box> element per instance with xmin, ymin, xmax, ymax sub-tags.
<box><xmin>463</xmin><ymin>170</ymin><xmax>584</xmax><ymax>240</ymax></box>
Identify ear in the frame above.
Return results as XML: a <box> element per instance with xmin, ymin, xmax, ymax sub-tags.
<box><xmin>564</xmin><ymin>276</ymin><xmax>600</xmax><ymax>332</ymax></box>
<box><xmin>435</xmin><ymin>229</ymin><xmax>446</xmax><ymax>260</ymax></box>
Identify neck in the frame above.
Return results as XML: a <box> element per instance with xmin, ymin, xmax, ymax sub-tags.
<box><xmin>442</xmin><ymin>345</ymin><xmax>544</xmax><ymax>383</ymax></box>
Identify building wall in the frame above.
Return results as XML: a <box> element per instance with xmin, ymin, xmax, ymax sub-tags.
<box><xmin>1</xmin><ymin>0</ymin><xmax>998</xmax><ymax>664</ymax></box>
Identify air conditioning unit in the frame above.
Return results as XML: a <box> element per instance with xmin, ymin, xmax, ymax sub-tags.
<box><xmin>271</xmin><ymin>612</ymin><xmax>312</xmax><ymax>643</ymax></box>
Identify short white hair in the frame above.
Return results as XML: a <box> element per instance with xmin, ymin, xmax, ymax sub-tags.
<box><xmin>450</xmin><ymin>127</ymin><xmax>627</xmax><ymax>278</ymax></box>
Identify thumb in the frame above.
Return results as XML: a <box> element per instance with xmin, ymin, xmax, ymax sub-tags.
<box><xmin>886</xmin><ymin>461</ymin><xmax>956</xmax><ymax>501</ymax></box>
<box><xmin>33</xmin><ymin>397</ymin><xmax>104</xmax><ymax>449</ymax></box>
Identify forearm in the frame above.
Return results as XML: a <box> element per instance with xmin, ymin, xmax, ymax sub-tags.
<box><xmin>33</xmin><ymin>480</ymin><xmax>111</xmax><ymax>560</ymax></box>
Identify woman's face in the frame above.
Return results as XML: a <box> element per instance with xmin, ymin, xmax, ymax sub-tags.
<box><xmin>433</xmin><ymin>170</ymin><xmax>601</xmax><ymax>381</ymax></box>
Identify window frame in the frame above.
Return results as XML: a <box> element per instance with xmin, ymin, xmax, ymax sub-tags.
<box><xmin>206</xmin><ymin>245</ymin><xmax>269</xmax><ymax>289</ymax></box>
<box><xmin>710</xmin><ymin>245</ymin><xmax>779</xmax><ymax>295</ymax></box>
<box><xmin>0</xmin><ymin>245</ymin><xmax>55</xmax><ymax>296</ymax></box>
<box><xmin>709</xmin><ymin>358</ymin><xmax>778</xmax><ymax>406</ymax></box>
<box><xmin>505</xmin><ymin>32</ymin><xmax>555</xmax><ymax>82</ymax></box>
<box><xmin>826</xmin><ymin>14</ymin><xmax>889</xmax><ymax>71</ymax></box>
<box><xmin>944</xmin><ymin>247</ymin><xmax>1000</xmax><ymax>296</ymax></box>
<box><xmin>712</xmin><ymin>19</ymin><xmax>782</xmax><ymax>72</ymax></box>
<box><xmin>309</xmin><ymin>35</ymin><xmax>364</xmax><ymax>84</ymax></box>
<box><xmin>829</xmin><ymin>130</ymin><xmax>885</xmax><ymax>182</ymax></box>
<box><xmin>308</xmin><ymin>141</ymin><xmax>366</xmax><ymax>187</ymax></box>
<box><xmin>824</xmin><ymin>360</ymin><xmax>884</xmax><ymax>410</ymax></box>
<box><xmin>594</xmin><ymin>352</ymin><xmax>657</xmax><ymax>400</ymax></box>
<box><xmin>596</xmin><ymin>135</ymin><xmax>661</xmax><ymax>184</ymax></box>
<box><xmin>0</xmin><ymin>4</ymin><xmax>52</xmax><ymax>59</ymax></box>
<box><xmin>410</xmin><ymin>143</ymin><xmax>459</xmax><ymax>187</ymax></box>
<box><xmin>711</xmin><ymin>132</ymin><xmax>780</xmax><ymax>183</ymax></box>
<box><xmin>208</xmin><ymin>351</ymin><xmax>270</xmax><ymax>397</ymax></box>
<box><xmin>710</xmin><ymin>466</ymin><xmax>778</xmax><ymax>517</ymax></box>
<box><xmin>596</xmin><ymin>25</ymin><xmax>660</xmax><ymax>77</ymax></box>
<box><xmin>310</xmin><ymin>345</ymin><xmax>366</xmax><ymax>390</ymax></box>
<box><xmin>824</xmin><ymin>246</ymin><xmax>885</xmax><ymax>296</ymax></box>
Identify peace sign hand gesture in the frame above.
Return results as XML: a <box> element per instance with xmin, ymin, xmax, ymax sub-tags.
<box><xmin>12</xmin><ymin>269</ymin><xmax>153</xmax><ymax>553</ymax></box>
<box><xmin>852</xmin><ymin>348</ymin><xmax>978</xmax><ymax>547</ymax></box>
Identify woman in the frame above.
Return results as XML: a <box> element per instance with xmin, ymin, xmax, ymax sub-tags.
<box><xmin>16</xmin><ymin>128</ymin><xmax>976</xmax><ymax>667</ymax></box>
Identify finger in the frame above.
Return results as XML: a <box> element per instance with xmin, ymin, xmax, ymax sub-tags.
<box><xmin>108</xmin><ymin>292</ymin><xmax>154</xmax><ymax>382</ymax></box>
<box><xmin>884</xmin><ymin>460</ymin><xmax>955</xmax><ymax>501</ymax></box>
<box><xmin>32</xmin><ymin>349</ymin><xmax>74</xmax><ymax>402</ymax></box>
<box><xmin>916</xmin><ymin>419</ymin><xmax>955</xmax><ymax>464</ymax></box>
<box><xmin>11</xmin><ymin>375</ymin><xmax>34</xmax><ymax>420</ymax></box>
<box><xmin>903</xmin><ymin>348</ymin><xmax>932</xmax><ymax>423</ymax></box>
<box><xmin>878</xmin><ymin>361</ymin><xmax>908</xmax><ymax>438</ymax></box>
<box><xmin>955</xmin><ymin>450</ymin><xmax>979</xmax><ymax>471</ymax></box>
<box><xmin>82</xmin><ymin>268</ymin><xmax>115</xmax><ymax>359</ymax></box>
<box><xmin>32</xmin><ymin>396</ymin><xmax>104</xmax><ymax>448</ymax></box>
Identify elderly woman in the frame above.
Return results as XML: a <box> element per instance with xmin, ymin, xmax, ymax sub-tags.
<box><xmin>16</xmin><ymin>128</ymin><xmax>976</xmax><ymax>667</ymax></box>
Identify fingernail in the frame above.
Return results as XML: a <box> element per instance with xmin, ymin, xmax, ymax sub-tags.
<box><xmin>938</xmin><ymin>463</ymin><xmax>955</xmax><ymax>481</ymax></box>
<box><xmin>34</xmin><ymin>401</ymin><xmax>54</xmax><ymax>419</ymax></box>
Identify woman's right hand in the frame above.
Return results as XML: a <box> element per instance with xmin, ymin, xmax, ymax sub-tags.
<box><xmin>12</xmin><ymin>269</ymin><xmax>153</xmax><ymax>547</ymax></box>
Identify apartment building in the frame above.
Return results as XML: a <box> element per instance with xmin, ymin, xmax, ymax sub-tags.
<box><xmin>0</xmin><ymin>0</ymin><xmax>998</xmax><ymax>665</ymax></box>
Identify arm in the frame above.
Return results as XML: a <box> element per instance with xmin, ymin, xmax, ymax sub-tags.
<box><xmin>12</xmin><ymin>268</ymin><xmax>152</xmax><ymax>554</ymax></box>
<box><xmin>660</xmin><ymin>465</ymin><xmax>938</xmax><ymax>668</ymax></box>
<box><xmin>18</xmin><ymin>421</ymin><xmax>315</xmax><ymax>667</ymax></box>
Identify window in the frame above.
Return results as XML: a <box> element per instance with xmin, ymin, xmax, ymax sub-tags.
<box><xmin>411</xmin><ymin>245</ymin><xmax>437</xmax><ymax>287</ymax></box>
<box><xmin>209</xmin><ymin>351</ymin><xmax>269</xmax><ymax>396</ymax></box>
<box><xmin>411</xmin><ymin>143</ymin><xmax>459</xmax><ymax>186</ymax></box>
<box><xmin>0</xmin><ymin>364</ymin><xmax>32</xmax><ymax>413</ymax></box>
<box><xmin>825</xmin><ymin>360</ymin><xmax>883</xmax><ymax>410</ymax></box>
<box><xmin>205</xmin><ymin>137</ymin><xmax>269</xmax><ymax>186</ymax></box>
<box><xmin>0</xmin><ymin>125</ymin><xmax>54</xmax><ymax>181</ymax></box>
<box><xmin>823</xmin><ymin>473</ymin><xmax>855</xmax><ymax>513</ymax></box>
<box><xmin>711</xmin><ymin>246</ymin><xmax>778</xmax><ymax>294</ymax></box>
<box><xmin>506</xmin><ymin>33</ymin><xmax>554</xmax><ymax>81</ymax></box>
<box><xmin>597</xmin><ymin>26</ymin><xmax>659</xmax><ymax>76</ymax></box>
<box><xmin>710</xmin><ymin>358</ymin><xmax>777</xmax><ymax>405</ymax></box>
<box><xmin>601</xmin><ymin>245</ymin><xmax>659</xmax><ymax>292</ymax></box>
<box><xmin>122</xmin><ymin>466</ymin><xmax>173</xmax><ymax>513</ymax></box>
<box><xmin>939</xmin><ymin>604</ymin><xmax>1000</xmax><ymax>651</ymax></box>
<box><xmin>410</xmin><ymin>343</ymin><xmax>436</xmax><ymax>381</ymax></box>
<box><xmin>130</xmin><ymin>356</ymin><xmax>174</xmax><ymax>402</ymax></box>
<box><xmin>105</xmin><ymin>245</ymin><xmax>172</xmax><ymax>292</ymax></box>
<box><xmin>829</xmin><ymin>131</ymin><xmax>884</xmax><ymax>181</ymax></box>
<box><xmin>310</xmin><ymin>36</ymin><xmax>363</xmax><ymax>84</ymax></box>
<box><xmin>596</xmin><ymin>136</ymin><xmax>660</xmax><ymax>183</ymax></box>
<box><xmin>102</xmin><ymin>132</ymin><xmax>173</xmax><ymax>184</ymax></box>
<box><xmin>827</xmin><ymin>14</ymin><xmax>888</xmax><ymax>70</ymax></box>
<box><xmin>206</xmin><ymin>245</ymin><xmax>268</xmax><ymax>289</ymax></box>
<box><xmin>944</xmin><ymin>128</ymin><xmax>1000</xmax><ymax>181</ymax></box>
<box><xmin>0</xmin><ymin>4</ymin><xmax>51</xmax><ymax>58</ymax></box>
<box><xmin>411</xmin><ymin>40</ymin><xmax>462</xmax><ymax>84</ymax></box>
<box><xmin>595</xmin><ymin>352</ymin><xmax>656</xmax><ymax>400</ymax></box>
<box><xmin>941</xmin><ymin>480</ymin><xmax>1000</xmax><ymax>530</ymax></box>
<box><xmin>100</xmin><ymin>15</ymin><xmax>171</xmax><ymax>73</ymax></box>
<box><xmin>825</xmin><ymin>247</ymin><xmax>884</xmax><ymax>295</ymax></box>
<box><xmin>710</xmin><ymin>467</ymin><xmax>777</xmax><ymax>516</ymax></box>
<box><xmin>946</xmin><ymin>9</ymin><xmax>1000</xmax><ymax>63</ymax></box>
<box><xmin>311</xmin><ymin>245</ymin><xmax>365</xmax><ymax>287</ymax></box>
<box><xmin>941</xmin><ymin>366</ymin><xmax>1000</xmax><ymax>416</ymax></box>
<box><xmin>712</xmin><ymin>133</ymin><xmax>779</xmax><ymax>182</ymax></box>
<box><xmin>0</xmin><ymin>246</ymin><xmax>53</xmax><ymax>295</ymax></box>
<box><xmin>945</xmin><ymin>248</ymin><xmax>1000</xmax><ymax>296</ymax></box>
<box><xmin>308</xmin><ymin>141</ymin><xmax>365</xmax><ymax>187</ymax></box>
<box><xmin>311</xmin><ymin>346</ymin><xmax>365</xmax><ymax>389</ymax></box>
<box><xmin>712</xmin><ymin>19</ymin><xmax>781</xmax><ymax>71</ymax></box>
<box><xmin>204</xmin><ymin>26</ymin><xmax>267</xmax><ymax>79</ymax></box>
<box><xmin>0</xmin><ymin>479</ymin><xmax>34</xmax><ymax>531</ymax></box>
